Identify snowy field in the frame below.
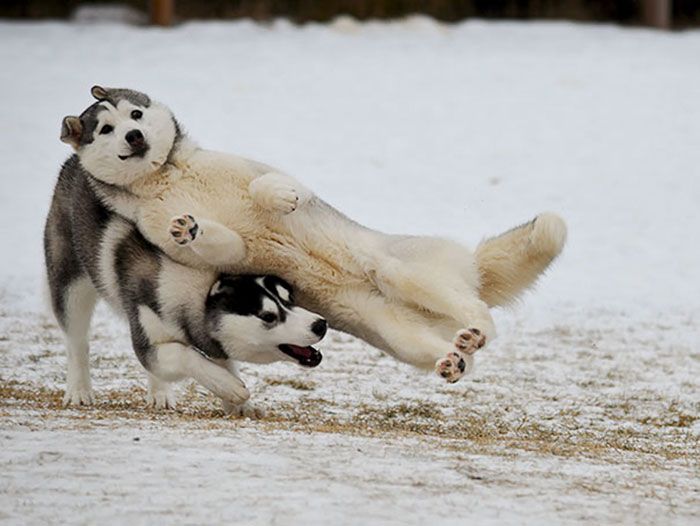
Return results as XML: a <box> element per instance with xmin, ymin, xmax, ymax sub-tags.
<box><xmin>1</xmin><ymin>16</ymin><xmax>699</xmax><ymax>525</ymax></box>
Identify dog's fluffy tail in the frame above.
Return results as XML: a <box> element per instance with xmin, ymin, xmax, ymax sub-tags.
<box><xmin>475</xmin><ymin>212</ymin><xmax>567</xmax><ymax>308</ymax></box>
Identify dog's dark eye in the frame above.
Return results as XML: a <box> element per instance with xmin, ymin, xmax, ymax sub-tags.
<box><xmin>260</xmin><ymin>312</ymin><xmax>277</xmax><ymax>324</ymax></box>
<box><xmin>99</xmin><ymin>125</ymin><xmax>113</xmax><ymax>135</ymax></box>
<box><xmin>131</xmin><ymin>110</ymin><xmax>143</xmax><ymax>120</ymax></box>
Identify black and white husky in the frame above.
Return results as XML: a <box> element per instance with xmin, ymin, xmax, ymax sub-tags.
<box><xmin>59</xmin><ymin>86</ymin><xmax>567</xmax><ymax>385</ymax></box>
<box><xmin>44</xmin><ymin>159</ymin><xmax>327</xmax><ymax>413</ymax></box>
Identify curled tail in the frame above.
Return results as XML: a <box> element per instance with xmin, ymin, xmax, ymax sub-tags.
<box><xmin>475</xmin><ymin>212</ymin><xmax>567</xmax><ymax>308</ymax></box>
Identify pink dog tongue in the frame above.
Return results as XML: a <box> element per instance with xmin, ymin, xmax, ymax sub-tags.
<box><xmin>279</xmin><ymin>344</ymin><xmax>323</xmax><ymax>367</ymax></box>
<box><xmin>286</xmin><ymin>344</ymin><xmax>313</xmax><ymax>358</ymax></box>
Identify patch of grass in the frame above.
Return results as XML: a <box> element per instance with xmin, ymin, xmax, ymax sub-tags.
<box><xmin>264</xmin><ymin>377</ymin><xmax>316</xmax><ymax>391</ymax></box>
<box><xmin>637</xmin><ymin>400</ymin><xmax>699</xmax><ymax>428</ymax></box>
<box><xmin>2</xmin><ymin>379</ymin><xmax>698</xmax><ymax>465</ymax></box>
<box><xmin>359</xmin><ymin>401</ymin><xmax>443</xmax><ymax>420</ymax></box>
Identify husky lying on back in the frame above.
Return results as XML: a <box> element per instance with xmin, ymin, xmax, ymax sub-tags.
<box><xmin>60</xmin><ymin>86</ymin><xmax>567</xmax><ymax>384</ymax></box>
<box><xmin>44</xmin><ymin>159</ymin><xmax>326</xmax><ymax>413</ymax></box>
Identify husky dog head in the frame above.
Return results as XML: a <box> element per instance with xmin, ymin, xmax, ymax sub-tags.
<box><xmin>206</xmin><ymin>275</ymin><xmax>326</xmax><ymax>367</ymax></box>
<box><xmin>60</xmin><ymin>85</ymin><xmax>179</xmax><ymax>185</ymax></box>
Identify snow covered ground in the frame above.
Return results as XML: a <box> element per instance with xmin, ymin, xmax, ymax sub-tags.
<box><xmin>1</xmin><ymin>16</ymin><xmax>699</xmax><ymax>525</ymax></box>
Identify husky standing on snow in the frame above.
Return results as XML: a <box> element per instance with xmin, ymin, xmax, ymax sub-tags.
<box><xmin>44</xmin><ymin>158</ymin><xmax>327</xmax><ymax>414</ymax></box>
<box><xmin>60</xmin><ymin>85</ymin><xmax>567</xmax><ymax>384</ymax></box>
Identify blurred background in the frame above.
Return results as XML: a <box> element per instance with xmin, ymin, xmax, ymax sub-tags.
<box><xmin>2</xmin><ymin>0</ymin><xmax>699</xmax><ymax>29</ymax></box>
<box><xmin>1</xmin><ymin>0</ymin><xmax>698</xmax><ymax>312</ymax></box>
<box><xmin>2</xmin><ymin>1</ymin><xmax>699</xmax><ymax>524</ymax></box>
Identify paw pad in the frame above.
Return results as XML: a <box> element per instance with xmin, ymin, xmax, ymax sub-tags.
<box><xmin>453</xmin><ymin>328</ymin><xmax>487</xmax><ymax>355</ymax></box>
<box><xmin>169</xmin><ymin>214</ymin><xmax>199</xmax><ymax>246</ymax></box>
<box><xmin>435</xmin><ymin>352</ymin><xmax>467</xmax><ymax>383</ymax></box>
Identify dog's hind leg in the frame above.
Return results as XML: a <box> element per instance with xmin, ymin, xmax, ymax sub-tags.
<box><xmin>340</xmin><ymin>290</ymin><xmax>475</xmax><ymax>383</ymax></box>
<box><xmin>373</xmin><ymin>257</ymin><xmax>497</xmax><ymax>345</ymax></box>
<box><xmin>57</xmin><ymin>277</ymin><xmax>98</xmax><ymax>406</ymax></box>
<box><xmin>169</xmin><ymin>214</ymin><xmax>247</xmax><ymax>267</ymax></box>
<box><xmin>45</xmin><ymin>195</ymin><xmax>98</xmax><ymax>406</ymax></box>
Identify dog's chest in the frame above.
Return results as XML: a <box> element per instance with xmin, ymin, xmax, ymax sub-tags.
<box><xmin>133</xmin><ymin>151</ymin><xmax>368</xmax><ymax>294</ymax></box>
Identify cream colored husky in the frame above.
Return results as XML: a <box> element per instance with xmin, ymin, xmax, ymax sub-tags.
<box><xmin>61</xmin><ymin>86</ymin><xmax>567</xmax><ymax>383</ymax></box>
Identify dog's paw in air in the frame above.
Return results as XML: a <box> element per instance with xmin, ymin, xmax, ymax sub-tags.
<box><xmin>435</xmin><ymin>351</ymin><xmax>470</xmax><ymax>383</ymax></box>
<box><xmin>249</xmin><ymin>175</ymin><xmax>299</xmax><ymax>214</ymax></box>
<box><xmin>169</xmin><ymin>214</ymin><xmax>199</xmax><ymax>246</ymax></box>
<box><xmin>452</xmin><ymin>328</ymin><xmax>486</xmax><ymax>355</ymax></box>
<box><xmin>269</xmin><ymin>185</ymin><xmax>298</xmax><ymax>214</ymax></box>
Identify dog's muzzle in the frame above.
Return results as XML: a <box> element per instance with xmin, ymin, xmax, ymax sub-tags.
<box><xmin>119</xmin><ymin>129</ymin><xmax>149</xmax><ymax>160</ymax></box>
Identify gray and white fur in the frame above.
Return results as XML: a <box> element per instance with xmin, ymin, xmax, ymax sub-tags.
<box><xmin>44</xmin><ymin>152</ymin><xmax>326</xmax><ymax>413</ymax></box>
<box><xmin>59</xmin><ymin>85</ymin><xmax>567</xmax><ymax>386</ymax></box>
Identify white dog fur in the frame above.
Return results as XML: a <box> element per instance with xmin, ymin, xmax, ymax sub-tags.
<box><xmin>63</xmin><ymin>86</ymin><xmax>567</xmax><ymax>383</ymax></box>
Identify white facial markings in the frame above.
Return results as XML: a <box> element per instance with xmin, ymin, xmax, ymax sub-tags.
<box><xmin>91</xmin><ymin>102</ymin><xmax>115</xmax><ymax>139</ymax></box>
<box><xmin>210</xmin><ymin>278</ymin><xmax>326</xmax><ymax>365</ymax></box>
<box><xmin>77</xmin><ymin>95</ymin><xmax>177</xmax><ymax>186</ymax></box>
<box><xmin>209</xmin><ymin>279</ymin><xmax>224</xmax><ymax>296</ymax></box>
<box><xmin>276</xmin><ymin>284</ymin><xmax>290</xmax><ymax>303</ymax></box>
<box><xmin>261</xmin><ymin>297</ymin><xmax>278</xmax><ymax>317</ymax></box>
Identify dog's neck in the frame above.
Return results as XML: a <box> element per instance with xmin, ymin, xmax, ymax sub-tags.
<box><xmin>122</xmin><ymin>136</ymin><xmax>200</xmax><ymax>195</ymax></box>
<box><xmin>166</xmin><ymin>135</ymin><xmax>198</xmax><ymax>171</ymax></box>
<box><xmin>86</xmin><ymin>174</ymin><xmax>141</xmax><ymax>221</ymax></box>
<box><xmin>83</xmin><ymin>134</ymin><xmax>199</xmax><ymax>220</ymax></box>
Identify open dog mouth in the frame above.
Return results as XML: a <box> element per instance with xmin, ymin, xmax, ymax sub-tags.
<box><xmin>278</xmin><ymin>344</ymin><xmax>322</xmax><ymax>367</ymax></box>
<box><xmin>118</xmin><ymin>146</ymin><xmax>149</xmax><ymax>161</ymax></box>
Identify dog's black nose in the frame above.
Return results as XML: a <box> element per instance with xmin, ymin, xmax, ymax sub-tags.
<box><xmin>311</xmin><ymin>318</ymin><xmax>327</xmax><ymax>338</ymax></box>
<box><xmin>125</xmin><ymin>129</ymin><xmax>144</xmax><ymax>147</ymax></box>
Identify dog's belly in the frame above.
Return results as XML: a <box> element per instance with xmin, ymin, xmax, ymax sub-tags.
<box><xmin>236</xmin><ymin>213</ymin><xmax>374</xmax><ymax>310</ymax></box>
<box><xmin>133</xmin><ymin>153</ymin><xmax>377</xmax><ymax>312</ymax></box>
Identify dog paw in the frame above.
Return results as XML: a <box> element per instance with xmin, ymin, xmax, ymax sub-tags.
<box><xmin>270</xmin><ymin>185</ymin><xmax>298</xmax><ymax>214</ymax></box>
<box><xmin>145</xmin><ymin>389</ymin><xmax>177</xmax><ymax>410</ymax></box>
<box><xmin>222</xmin><ymin>400</ymin><xmax>265</xmax><ymax>419</ymax></box>
<box><xmin>62</xmin><ymin>385</ymin><xmax>95</xmax><ymax>407</ymax></box>
<box><xmin>453</xmin><ymin>328</ymin><xmax>487</xmax><ymax>355</ymax></box>
<box><xmin>250</xmin><ymin>177</ymin><xmax>299</xmax><ymax>214</ymax></box>
<box><xmin>169</xmin><ymin>214</ymin><xmax>199</xmax><ymax>246</ymax></box>
<box><xmin>435</xmin><ymin>352</ymin><xmax>469</xmax><ymax>383</ymax></box>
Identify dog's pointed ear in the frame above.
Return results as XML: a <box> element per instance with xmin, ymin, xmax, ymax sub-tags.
<box><xmin>91</xmin><ymin>85</ymin><xmax>110</xmax><ymax>101</ymax></box>
<box><xmin>60</xmin><ymin>116</ymin><xmax>82</xmax><ymax>149</ymax></box>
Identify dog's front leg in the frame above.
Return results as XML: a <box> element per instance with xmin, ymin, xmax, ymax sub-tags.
<box><xmin>145</xmin><ymin>373</ymin><xmax>178</xmax><ymax>410</ymax></box>
<box><xmin>220</xmin><ymin>360</ymin><xmax>266</xmax><ymax>419</ymax></box>
<box><xmin>169</xmin><ymin>214</ymin><xmax>247</xmax><ymax>267</ymax></box>
<box><xmin>146</xmin><ymin>342</ymin><xmax>250</xmax><ymax>406</ymax></box>
<box><xmin>249</xmin><ymin>172</ymin><xmax>312</xmax><ymax>214</ymax></box>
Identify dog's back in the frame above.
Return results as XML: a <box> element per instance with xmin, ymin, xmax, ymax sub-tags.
<box><xmin>45</xmin><ymin>156</ymin><xmax>160</xmax><ymax>315</ymax></box>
